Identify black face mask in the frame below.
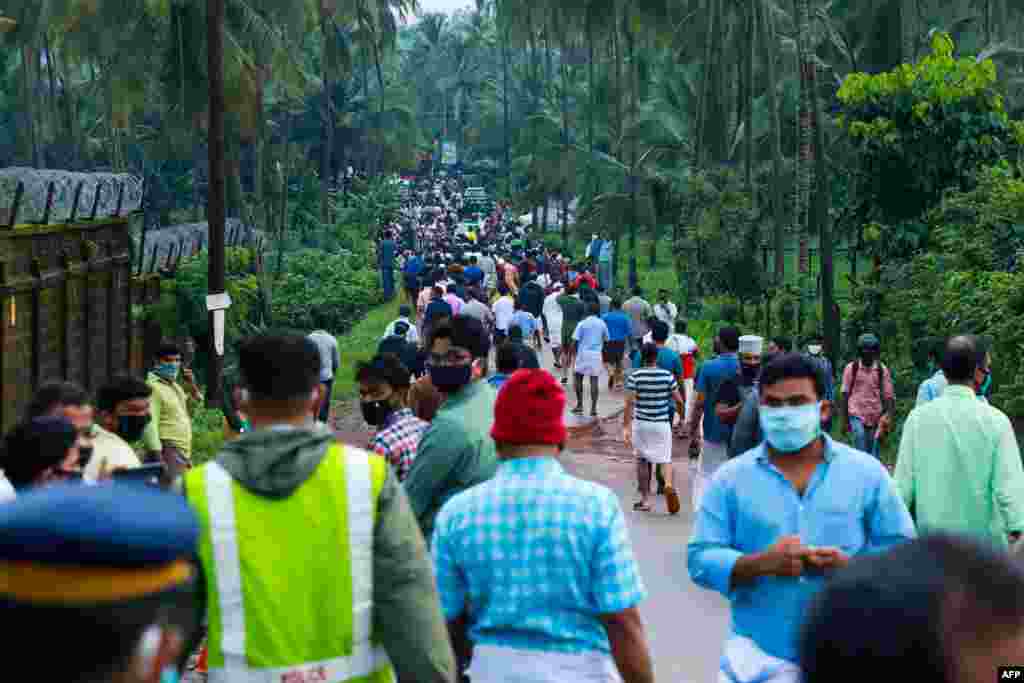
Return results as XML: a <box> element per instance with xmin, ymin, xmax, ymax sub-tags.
<box><xmin>78</xmin><ymin>446</ymin><xmax>95</xmax><ymax>469</ymax></box>
<box><xmin>360</xmin><ymin>400</ymin><xmax>394</xmax><ymax>427</ymax></box>
<box><xmin>429</xmin><ymin>364</ymin><xmax>474</xmax><ymax>394</ymax></box>
<box><xmin>117</xmin><ymin>414</ymin><xmax>151</xmax><ymax>442</ymax></box>
<box><xmin>740</xmin><ymin>364</ymin><xmax>761</xmax><ymax>385</ymax></box>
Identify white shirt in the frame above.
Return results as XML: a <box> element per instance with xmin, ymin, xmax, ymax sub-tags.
<box><xmin>542</xmin><ymin>292</ymin><xmax>564</xmax><ymax>325</ymax></box>
<box><xmin>653</xmin><ymin>301</ymin><xmax>678</xmax><ymax>327</ymax></box>
<box><xmin>0</xmin><ymin>471</ymin><xmax>15</xmax><ymax>503</ymax></box>
<box><xmin>667</xmin><ymin>333</ymin><xmax>698</xmax><ymax>357</ymax></box>
<box><xmin>84</xmin><ymin>426</ymin><xmax>143</xmax><ymax>482</ymax></box>
<box><xmin>382</xmin><ymin>317</ymin><xmax>420</xmax><ymax>345</ymax></box>
<box><xmin>492</xmin><ymin>296</ymin><xmax>515</xmax><ymax>332</ymax></box>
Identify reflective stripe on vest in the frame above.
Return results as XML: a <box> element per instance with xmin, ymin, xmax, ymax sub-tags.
<box><xmin>196</xmin><ymin>444</ymin><xmax>392</xmax><ymax>683</ymax></box>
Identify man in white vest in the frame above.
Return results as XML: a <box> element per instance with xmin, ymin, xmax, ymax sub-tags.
<box><xmin>181</xmin><ymin>333</ymin><xmax>456</xmax><ymax>683</ymax></box>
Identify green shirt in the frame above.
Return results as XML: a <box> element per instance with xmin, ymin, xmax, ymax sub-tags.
<box><xmin>405</xmin><ymin>380</ymin><xmax>499</xmax><ymax>541</ymax></box>
<box><xmin>142</xmin><ymin>372</ymin><xmax>196</xmax><ymax>457</ymax></box>
<box><xmin>557</xmin><ymin>294</ymin><xmax>586</xmax><ymax>328</ymax></box>
<box><xmin>895</xmin><ymin>384</ymin><xmax>1024</xmax><ymax>548</ymax></box>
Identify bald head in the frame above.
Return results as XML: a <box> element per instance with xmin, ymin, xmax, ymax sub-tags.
<box><xmin>942</xmin><ymin>335</ymin><xmax>986</xmax><ymax>383</ymax></box>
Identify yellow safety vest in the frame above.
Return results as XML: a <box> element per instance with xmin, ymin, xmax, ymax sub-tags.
<box><xmin>186</xmin><ymin>443</ymin><xmax>394</xmax><ymax>683</ymax></box>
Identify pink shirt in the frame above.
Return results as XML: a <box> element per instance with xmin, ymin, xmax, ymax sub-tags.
<box><xmin>842</xmin><ymin>361</ymin><xmax>894</xmax><ymax>425</ymax></box>
<box><xmin>443</xmin><ymin>294</ymin><xmax>464</xmax><ymax>316</ymax></box>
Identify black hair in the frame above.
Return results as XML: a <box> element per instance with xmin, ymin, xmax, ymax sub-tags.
<box><xmin>355</xmin><ymin>353</ymin><xmax>412</xmax><ymax>390</ymax></box>
<box><xmin>239</xmin><ymin>334</ymin><xmax>321</xmax><ymax>400</ymax></box>
<box><xmin>156</xmin><ymin>342</ymin><xmax>182</xmax><ymax>359</ymax></box>
<box><xmin>432</xmin><ymin>286</ymin><xmax>444</xmax><ymax>298</ymax></box>
<box><xmin>398</xmin><ymin>304</ymin><xmax>412</xmax><ymax>317</ymax></box>
<box><xmin>632</xmin><ymin>286</ymin><xmax>643</xmax><ymax>297</ymax></box>
<box><xmin>675</xmin><ymin>319</ymin><xmax>688</xmax><ymax>334</ymax></box>
<box><xmin>25</xmin><ymin>382</ymin><xmax>90</xmax><ymax>419</ymax></box>
<box><xmin>446</xmin><ymin>284</ymin><xmax>458</xmax><ymax>294</ymax></box>
<box><xmin>496</xmin><ymin>343</ymin><xmax>523</xmax><ymax>374</ymax></box>
<box><xmin>587</xmin><ymin>301</ymin><xmax>601</xmax><ymax>316</ymax></box>
<box><xmin>942</xmin><ymin>335</ymin><xmax>986</xmax><ymax>383</ymax></box>
<box><xmin>611</xmin><ymin>298</ymin><xmax>622</xmax><ymax>309</ymax></box>
<box><xmin>96</xmin><ymin>376</ymin><xmax>153</xmax><ymax>413</ymax></box>
<box><xmin>429</xmin><ymin>315</ymin><xmax>490</xmax><ymax>359</ymax></box>
<box><xmin>651</xmin><ymin>320</ymin><xmax>670</xmax><ymax>343</ymax></box>
<box><xmin>759</xmin><ymin>353</ymin><xmax>826</xmax><ymax>399</ymax></box>
<box><xmin>800</xmin><ymin>534</ymin><xmax>1024</xmax><ymax>683</ymax></box>
<box><xmin>1</xmin><ymin>417</ymin><xmax>78</xmax><ymax>489</ymax></box>
<box><xmin>0</xmin><ymin>576</ymin><xmax>203</xmax><ymax>683</ymax></box>
<box><xmin>640</xmin><ymin>342</ymin><xmax>660</xmax><ymax>366</ymax></box>
<box><xmin>719</xmin><ymin>326</ymin><xmax>741</xmax><ymax>352</ymax></box>
<box><xmin>772</xmin><ymin>336</ymin><xmax>793</xmax><ymax>353</ymax></box>
<box><xmin>509</xmin><ymin>325</ymin><xmax>523</xmax><ymax>340</ymax></box>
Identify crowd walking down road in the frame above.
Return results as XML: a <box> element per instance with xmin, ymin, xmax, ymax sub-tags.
<box><xmin>3</xmin><ymin>173</ymin><xmax>1024</xmax><ymax>683</ymax></box>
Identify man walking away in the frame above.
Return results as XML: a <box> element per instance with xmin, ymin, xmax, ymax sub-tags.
<box><xmin>405</xmin><ymin>316</ymin><xmax>499</xmax><ymax>543</ymax></box>
<box><xmin>491</xmin><ymin>286</ymin><xmax>516</xmax><ymax>346</ymax></box>
<box><xmin>622</xmin><ymin>288</ymin><xmax>653</xmax><ymax>356</ymax></box>
<box><xmin>182</xmin><ymin>333</ymin><xmax>456</xmax><ymax>682</ymax></box>
<box><xmin>307</xmin><ymin>327</ymin><xmax>341</xmax><ymax>424</ymax></box>
<box><xmin>543</xmin><ymin>283</ymin><xmax>565</xmax><ymax>371</ymax></box>
<box><xmin>602</xmin><ymin>298</ymin><xmax>632</xmax><ymax>390</ymax></box>
<box><xmin>895</xmin><ymin>335</ymin><xmax>1024</xmax><ymax>550</ymax></box>
<box><xmin>557</xmin><ymin>286</ymin><xmax>586</xmax><ymax>384</ymax></box>
<box><xmin>383</xmin><ymin>304</ymin><xmax>420</xmax><ymax>346</ymax></box>
<box><xmin>573</xmin><ymin>302</ymin><xmax>610</xmax><ymax>417</ymax></box>
<box><xmin>653</xmin><ymin>290</ymin><xmax>677</xmax><ymax>330</ymax></box>
<box><xmin>598</xmin><ymin>235</ymin><xmax>614</xmax><ymax>290</ymax></box>
<box><xmin>625</xmin><ymin>343</ymin><xmax>685</xmax><ymax>515</ymax></box>
<box><xmin>667</xmin><ymin>320</ymin><xmax>700</xmax><ymax>428</ymax></box>
<box><xmin>841</xmin><ymin>333</ymin><xmax>894</xmax><ymax>459</ymax></box>
<box><xmin>358</xmin><ymin>353</ymin><xmax>430</xmax><ymax>482</ymax></box>
<box><xmin>689</xmin><ymin>353</ymin><xmax>915</xmax><ymax>683</ymax></box>
<box><xmin>433</xmin><ymin>369</ymin><xmax>654</xmax><ymax>683</ymax></box>
<box><xmin>716</xmin><ymin>335</ymin><xmax>763</xmax><ymax>459</ymax></box>
<box><xmin>685</xmin><ymin>326</ymin><xmax>740</xmax><ymax>511</ymax></box>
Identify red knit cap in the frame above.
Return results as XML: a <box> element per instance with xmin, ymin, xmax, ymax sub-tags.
<box><xmin>490</xmin><ymin>369</ymin><xmax>567</xmax><ymax>445</ymax></box>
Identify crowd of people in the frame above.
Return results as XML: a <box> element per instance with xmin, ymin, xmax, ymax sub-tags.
<box><xmin>3</xmin><ymin>173</ymin><xmax>1024</xmax><ymax>683</ymax></box>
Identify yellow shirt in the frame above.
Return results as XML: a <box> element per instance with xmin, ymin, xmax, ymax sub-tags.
<box><xmin>142</xmin><ymin>372</ymin><xmax>197</xmax><ymax>457</ymax></box>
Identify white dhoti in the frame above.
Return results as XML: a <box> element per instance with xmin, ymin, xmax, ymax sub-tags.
<box><xmin>633</xmin><ymin>420</ymin><xmax>673</xmax><ymax>465</ymax></box>
<box><xmin>467</xmin><ymin>644</ymin><xmax>621</xmax><ymax>683</ymax></box>
<box><xmin>718</xmin><ymin>635</ymin><xmax>801</xmax><ymax>683</ymax></box>
<box><xmin>692</xmin><ymin>439</ymin><xmax>728</xmax><ymax>512</ymax></box>
<box><xmin>574</xmin><ymin>350</ymin><xmax>604</xmax><ymax>377</ymax></box>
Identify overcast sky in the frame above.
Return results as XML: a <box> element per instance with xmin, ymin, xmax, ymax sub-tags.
<box><xmin>414</xmin><ymin>0</ymin><xmax>475</xmax><ymax>16</ymax></box>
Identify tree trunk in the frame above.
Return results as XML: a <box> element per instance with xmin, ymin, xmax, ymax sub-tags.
<box><xmin>761</xmin><ymin>0</ymin><xmax>786</xmax><ymax>285</ymax></box>
<box><xmin>744</xmin><ymin>2</ymin><xmax>755</xmax><ymax>196</ymax></box>
<box><xmin>696</xmin><ymin>0</ymin><xmax>716</xmax><ymax>166</ymax></box>
<box><xmin>560</xmin><ymin>45</ymin><xmax>570</xmax><ymax>253</ymax></box>
<box><xmin>795</xmin><ymin>0</ymin><xmax>812</xmax><ymax>277</ymax></box>
<box><xmin>23</xmin><ymin>46</ymin><xmax>39</xmax><ymax>167</ymax></box>
<box><xmin>502</xmin><ymin>20</ymin><xmax>512</xmax><ymax>198</ymax></box>
<box><xmin>320</xmin><ymin>14</ymin><xmax>333</xmax><ymax>223</ymax></box>
<box><xmin>626</xmin><ymin>13</ymin><xmax>638</xmax><ymax>290</ymax></box>
<box><xmin>811</xmin><ymin>61</ymin><xmax>837</xmax><ymax>369</ymax></box>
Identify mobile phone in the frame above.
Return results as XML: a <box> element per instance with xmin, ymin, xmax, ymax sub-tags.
<box><xmin>112</xmin><ymin>464</ymin><xmax>165</xmax><ymax>487</ymax></box>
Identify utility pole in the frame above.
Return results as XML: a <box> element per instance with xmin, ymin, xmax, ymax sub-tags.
<box><xmin>206</xmin><ymin>0</ymin><xmax>227</xmax><ymax>407</ymax></box>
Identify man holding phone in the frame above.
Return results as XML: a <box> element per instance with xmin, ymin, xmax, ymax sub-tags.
<box><xmin>688</xmin><ymin>354</ymin><xmax>915</xmax><ymax>683</ymax></box>
<box><xmin>142</xmin><ymin>343</ymin><xmax>202</xmax><ymax>483</ymax></box>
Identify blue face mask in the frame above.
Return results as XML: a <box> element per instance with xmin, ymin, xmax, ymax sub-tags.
<box><xmin>978</xmin><ymin>373</ymin><xmax>992</xmax><ymax>397</ymax></box>
<box><xmin>759</xmin><ymin>402</ymin><xmax>822</xmax><ymax>453</ymax></box>
<box><xmin>154</xmin><ymin>362</ymin><xmax>180</xmax><ymax>382</ymax></box>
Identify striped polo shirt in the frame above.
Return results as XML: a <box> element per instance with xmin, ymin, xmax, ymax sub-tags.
<box><xmin>626</xmin><ymin>367</ymin><xmax>678</xmax><ymax>422</ymax></box>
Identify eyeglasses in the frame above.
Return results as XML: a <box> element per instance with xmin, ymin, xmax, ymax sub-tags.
<box><xmin>426</xmin><ymin>349</ymin><xmax>473</xmax><ymax>367</ymax></box>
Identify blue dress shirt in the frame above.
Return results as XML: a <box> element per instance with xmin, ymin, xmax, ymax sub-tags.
<box><xmin>687</xmin><ymin>435</ymin><xmax>915</xmax><ymax>662</ymax></box>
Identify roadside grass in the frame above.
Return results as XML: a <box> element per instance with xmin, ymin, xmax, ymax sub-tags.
<box><xmin>331</xmin><ymin>298</ymin><xmax>404</xmax><ymax>402</ymax></box>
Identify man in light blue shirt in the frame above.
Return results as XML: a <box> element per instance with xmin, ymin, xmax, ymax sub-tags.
<box><xmin>688</xmin><ymin>353</ymin><xmax>914</xmax><ymax>682</ymax></box>
<box><xmin>307</xmin><ymin>328</ymin><xmax>340</xmax><ymax>423</ymax></box>
<box><xmin>572</xmin><ymin>303</ymin><xmax>610</xmax><ymax>417</ymax></box>
<box><xmin>434</xmin><ymin>370</ymin><xmax>652</xmax><ymax>682</ymax></box>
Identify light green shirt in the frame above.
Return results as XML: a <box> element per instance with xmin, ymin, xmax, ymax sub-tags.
<box><xmin>895</xmin><ymin>384</ymin><xmax>1024</xmax><ymax>548</ymax></box>
<box><xmin>142</xmin><ymin>372</ymin><xmax>197</xmax><ymax>457</ymax></box>
<box><xmin>404</xmin><ymin>380</ymin><xmax>499</xmax><ymax>542</ymax></box>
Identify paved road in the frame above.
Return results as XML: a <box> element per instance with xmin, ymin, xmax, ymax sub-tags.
<box><xmin>540</xmin><ymin>344</ymin><xmax>731</xmax><ymax>682</ymax></box>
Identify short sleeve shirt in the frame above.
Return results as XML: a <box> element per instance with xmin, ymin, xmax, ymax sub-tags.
<box><xmin>696</xmin><ymin>354</ymin><xmax>741</xmax><ymax>444</ymax></box>
<box><xmin>601</xmin><ymin>311</ymin><xmax>633</xmax><ymax>342</ymax></box>
<box><xmin>573</xmin><ymin>316</ymin><xmax>610</xmax><ymax>353</ymax></box>
<box><xmin>432</xmin><ymin>457</ymin><xmax>646</xmax><ymax>654</ymax></box>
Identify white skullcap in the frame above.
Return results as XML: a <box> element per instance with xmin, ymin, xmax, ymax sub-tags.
<box><xmin>738</xmin><ymin>335</ymin><xmax>764</xmax><ymax>354</ymax></box>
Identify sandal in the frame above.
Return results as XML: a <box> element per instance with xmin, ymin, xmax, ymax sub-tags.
<box><xmin>571</xmin><ymin>406</ymin><xmax>584</xmax><ymax>415</ymax></box>
<box><xmin>633</xmin><ymin>501</ymin><xmax>652</xmax><ymax>512</ymax></box>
